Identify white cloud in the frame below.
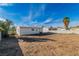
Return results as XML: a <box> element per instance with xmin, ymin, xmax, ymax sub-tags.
<box><xmin>41</xmin><ymin>4</ymin><xmax>46</xmax><ymax>12</ymax></box>
<box><xmin>0</xmin><ymin>3</ymin><xmax>13</xmax><ymax>6</ymax></box>
<box><xmin>53</xmin><ymin>18</ymin><xmax>63</xmax><ymax>23</ymax></box>
<box><xmin>40</xmin><ymin>17</ymin><xmax>64</xmax><ymax>27</ymax></box>
<box><xmin>21</xmin><ymin>4</ymin><xmax>46</xmax><ymax>26</ymax></box>
<box><xmin>22</xmin><ymin>11</ymin><xmax>32</xmax><ymax>22</ymax></box>
<box><xmin>0</xmin><ymin>7</ymin><xmax>18</xmax><ymax>18</ymax></box>
<box><xmin>33</xmin><ymin>4</ymin><xmax>46</xmax><ymax>19</ymax></box>
<box><xmin>0</xmin><ymin>7</ymin><xmax>18</xmax><ymax>26</ymax></box>
<box><xmin>43</xmin><ymin>18</ymin><xmax>53</xmax><ymax>24</ymax></box>
<box><xmin>70</xmin><ymin>20</ymin><xmax>79</xmax><ymax>27</ymax></box>
<box><xmin>0</xmin><ymin>17</ymin><xmax>6</xmax><ymax>21</ymax></box>
<box><xmin>0</xmin><ymin>7</ymin><xmax>7</xmax><ymax>19</ymax></box>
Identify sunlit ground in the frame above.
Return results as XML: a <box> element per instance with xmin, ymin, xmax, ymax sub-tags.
<box><xmin>18</xmin><ymin>34</ymin><xmax>79</xmax><ymax>56</ymax></box>
<box><xmin>1</xmin><ymin>33</ymin><xmax>79</xmax><ymax>56</ymax></box>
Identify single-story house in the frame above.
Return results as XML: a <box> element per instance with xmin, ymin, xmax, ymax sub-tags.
<box><xmin>16</xmin><ymin>26</ymin><xmax>49</xmax><ymax>36</ymax></box>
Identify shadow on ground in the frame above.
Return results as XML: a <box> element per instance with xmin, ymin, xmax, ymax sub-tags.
<box><xmin>23</xmin><ymin>32</ymin><xmax>56</xmax><ymax>36</ymax></box>
<box><xmin>18</xmin><ymin>32</ymin><xmax>56</xmax><ymax>42</ymax></box>
<box><xmin>0</xmin><ymin>33</ymin><xmax>56</xmax><ymax>56</ymax></box>
<box><xmin>0</xmin><ymin>37</ymin><xmax>23</xmax><ymax>56</ymax></box>
<box><xmin>18</xmin><ymin>37</ymin><xmax>49</xmax><ymax>42</ymax></box>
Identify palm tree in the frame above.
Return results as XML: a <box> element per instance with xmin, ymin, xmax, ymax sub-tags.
<box><xmin>63</xmin><ymin>17</ymin><xmax>70</xmax><ymax>30</ymax></box>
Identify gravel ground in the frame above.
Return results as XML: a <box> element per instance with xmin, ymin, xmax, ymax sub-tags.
<box><xmin>1</xmin><ymin>33</ymin><xmax>79</xmax><ymax>56</ymax></box>
<box><xmin>18</xmin><ymin>34</ymin><xmax>79</xmax><ymax>56</ymax></box>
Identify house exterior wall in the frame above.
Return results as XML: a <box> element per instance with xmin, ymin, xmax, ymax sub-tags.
<box><xmin>42</xmin><ymin>27</ymin><xmax>49</xmax><ymax>33</ymax></box>
<box><xmin>16</xmin><ymin>26</ymin><xmax>42</xmax><ymax>36</ymax></box>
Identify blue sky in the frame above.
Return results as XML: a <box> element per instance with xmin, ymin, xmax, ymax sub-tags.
<box><xmin>0</xmin><ymin>3</ymin><xmax>79</xmax><ymax>27</ymax></box>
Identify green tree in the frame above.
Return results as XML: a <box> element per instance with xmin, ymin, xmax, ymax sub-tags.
<box><xmin>63</xmin><ymin>17</ymin><xmax>70</xmax><ymax>30</ymax></box>
<box><xmin>0</xmin><ymin>19</ymin><xmax>13</xmax><ymax>37</ymax></box>
<box><xmin>9</xmin><ymin>26</ymin><xmax>16</xmax><ymax>35</ymax></box>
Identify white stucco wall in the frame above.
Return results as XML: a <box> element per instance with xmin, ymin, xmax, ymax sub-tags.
<box><xmin>16</xmin><ymin>26</ymin><xmax>42</xmax><ymax>36</ymax></box>
<box><xmin>20</xmin><ymin>28</ymin><xmax>40</xmax><ymax>35</ymax></box>
<box><xmin>42</xmin><ymin>27</ymin><xmax>49</xmax><ymax>33</ymax></box>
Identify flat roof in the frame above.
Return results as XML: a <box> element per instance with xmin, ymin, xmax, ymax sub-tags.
<box><xmin>16</xmin><ymin>26</ymin><xmax>42</xmax><ymax>29</ymax></box>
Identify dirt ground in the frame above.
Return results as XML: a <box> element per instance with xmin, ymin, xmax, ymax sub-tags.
<box><xmin>1</xmin><ymin>33</ymin><xmax>79</xmax><ymax>56</ymax></box>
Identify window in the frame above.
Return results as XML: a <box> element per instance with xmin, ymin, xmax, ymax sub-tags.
<box><xmin>32</xmin><ymin>28</ymin><xmax>34</xmax><ymax>31</ymax></box>
<box><xmin>36</xmin><ymin>29</ymin><xmax>38</xmax><ymax>31</ymax></box>
<box><xmin>32</xmin><ymin>28</ymin><xmax>39</xmax><ymax>31</ymax></box>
